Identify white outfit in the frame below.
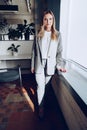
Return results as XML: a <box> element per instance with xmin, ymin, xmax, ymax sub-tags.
<box><xmin>36</xmin><ymin>31</ymin><xmax>51</xmax><ymax>105</ymax></box>
<box><xmin>36</xmin><ymin>69</ymin><xmax>51</xmax><ymax>105</ymax></box>
<box><xmin>31</xmin><ymin>31</ymin><xmax>62</xmax><ymax>105</ymax></box>
<box><xmin>42</xmin><ymin>31</ymin><xmax>51</xmax><ymax>59</ymax></box>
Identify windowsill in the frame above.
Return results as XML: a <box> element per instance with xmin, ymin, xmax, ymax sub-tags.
<box><xmin>53</xmin><ymin>70</ymin><xmax>87</xmax><ymax>117</ymax></box>
<box><xmin>52</xmin><ymin>59</ymin><xmax>87</xmax><ymax>117</ymax></box>
<box><xmin>62</xmin><ymin>69</ymin><xmax>87</xmax><ymax>105</ymax></box>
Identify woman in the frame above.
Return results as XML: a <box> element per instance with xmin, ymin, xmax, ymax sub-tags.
<box><xmin>31</xmin><ymin>10</ymin><xmax>66</xmax><ymax>119</ymax></box>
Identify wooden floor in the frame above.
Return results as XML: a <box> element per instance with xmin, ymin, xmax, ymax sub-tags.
<box><xmin>7</xmin><ymin>74</ymin><xmax>69</xmax><ymax>130</ymax></box>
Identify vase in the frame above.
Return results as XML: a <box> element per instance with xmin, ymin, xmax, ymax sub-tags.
<box><xmin>13</xmin><ymin>52</ymin><xmax>18</xmax><ymax>56</ymax></box>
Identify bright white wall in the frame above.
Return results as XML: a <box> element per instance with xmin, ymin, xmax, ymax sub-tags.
<box><xmin>60</xmin><ymin>0</ymin><xmax>87</xmax><ymax>68</ymax></box>
<box><xmin>60</xmin><ymin>0</ymin><xmax>71</xmax><ymax>58</ymax></box>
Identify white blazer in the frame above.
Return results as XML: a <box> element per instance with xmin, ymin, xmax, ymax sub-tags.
<box><xmin>31</xmin><ymin>31</ymin><xmax>63</xmax><ymax>75</ymax></box>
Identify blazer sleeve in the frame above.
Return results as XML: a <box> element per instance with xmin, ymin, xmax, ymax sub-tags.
<box><xmin>56</xmin><ymin>33</ymin><xmax>63</xmax><ymax>69</ymax></box>
<box><xmin>31</xmin><ymin>36</ymin><xmax>37</xmax><ymax>70</ymax></box>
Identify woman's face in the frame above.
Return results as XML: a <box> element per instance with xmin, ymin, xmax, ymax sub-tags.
<box><xmin>43</xmin><ymin>13</ymin><xmax>53</xmax><ymax>31</ymax></box>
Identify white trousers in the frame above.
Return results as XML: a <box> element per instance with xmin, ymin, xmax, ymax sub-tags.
<box><xmin>35</xmin><ymin>68</ymin><xmax>51</xmax><ymax>105</ymax></box>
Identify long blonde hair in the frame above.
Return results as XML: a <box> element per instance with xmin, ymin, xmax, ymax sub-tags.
<box><xmin>38</xmin><ymin>10</ymin><xmax>58</xmax><ymax>40</ymax></box>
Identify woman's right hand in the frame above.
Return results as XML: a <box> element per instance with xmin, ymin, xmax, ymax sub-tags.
<box><xmin>31</xmin><ymin>69</ymin><xmax>35</xmax><ymax>73</ymax></box>
<box><xmin>57</xmin><ymin>68</ymin><xmax>66</xmax><ymax>72</ymax></box>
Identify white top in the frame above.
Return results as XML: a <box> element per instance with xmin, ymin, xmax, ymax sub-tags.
<box><xmin>42</xmin><ymin>31</ymin><xmax>51</xmax><ymax>59</ymax></box>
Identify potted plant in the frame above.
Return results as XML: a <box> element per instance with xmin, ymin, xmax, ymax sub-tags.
<box><xmin>8</xmin><ymin>28</ymin><xmax>22</xmax><ymax>40</ymax></box>
<box><xmin>7</xmin><ymin>43</ymin><xmax>20</xmax><ymax>56</ymax></box>
<box><xmin>7</xmin><ymin>22</ymin><xmax>35</xmax><ymax>41</ymax></box>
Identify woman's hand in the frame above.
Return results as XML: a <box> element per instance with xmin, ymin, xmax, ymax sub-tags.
<box><xmin>58</xmin><ymin>68</ymin><xmax>66</xmax><ymax>72</ymax></box>
<box><xmin>31</xmin><ymin>69</ymin><xmax>35</xmax><ymax>73</ymax></box>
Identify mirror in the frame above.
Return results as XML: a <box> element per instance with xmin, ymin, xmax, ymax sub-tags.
<box><xmin>0</xmin><ymin>19</ymin><xmax>35</xmax><ymax>41</ymax></box>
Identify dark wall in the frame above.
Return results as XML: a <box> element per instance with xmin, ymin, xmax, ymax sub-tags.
<box><xmin>35</xmin><ymin>0</ymin><xmax>47</xmax><ymax>25</ymax></box>
<box><xmin>36</xmin><ymin>0</ymin><xmax>60</xmax><ymax>30</ymax></box>
<box><xmin>47</xmin><ymin>0</ymin><xmax>60</xmax><ymax>30</ymax></box>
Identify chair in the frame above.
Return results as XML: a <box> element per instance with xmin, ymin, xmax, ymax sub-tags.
<box><xmin>0</xmin><ymin>65</ymin><xmax>22</xmax><ymax>87</ymax></box>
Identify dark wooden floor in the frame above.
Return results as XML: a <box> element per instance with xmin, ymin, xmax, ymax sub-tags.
<box><xmin>7</xmin><ymin>74</ymin><xmax>69</xmax><ymax>130</ymax></box>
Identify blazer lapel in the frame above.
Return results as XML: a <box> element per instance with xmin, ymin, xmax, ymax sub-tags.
<box><xmin>38</xmin><ymin>37</ymin><xmax>42</xmax><ymax>63</ymax></box>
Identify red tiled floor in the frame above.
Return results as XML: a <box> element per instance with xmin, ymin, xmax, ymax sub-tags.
<box><xmin>0</xmin><ymin>74</ymin><xmax>69</xmax><ymax>130</ymax></box>
<box><xmin>7</xmin><ymin>111</ymin><xmax>55</xmax><ymax>130</ymax></box>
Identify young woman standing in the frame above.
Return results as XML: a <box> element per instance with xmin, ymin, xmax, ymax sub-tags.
<box><xmin>31</xmin><ymin>10</ymin><xmax>66</xmax><ymax>119</ymax></box>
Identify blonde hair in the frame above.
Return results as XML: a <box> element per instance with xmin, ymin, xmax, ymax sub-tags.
<box><xmin>38</xmin><ymin>10</ymin><xmax>58</xmax><ymax>40</ymax></box>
